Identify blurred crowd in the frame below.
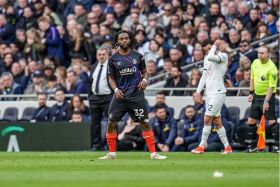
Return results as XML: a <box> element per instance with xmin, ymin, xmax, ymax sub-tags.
<box><xmin>0</xmin><ymin>0</ymin><xmax>278</xmax><ymax>98</ymax></box>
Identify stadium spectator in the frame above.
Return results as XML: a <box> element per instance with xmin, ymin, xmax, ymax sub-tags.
<box><xmin>0</xmin><ymin>72</ymin><xmax>23</xmax><ymax>100</ymax></box>
<box><xmin>30</xmin><ymin>93</ymin><xmax>51</xmax><ymax>122</ymax></box>
<box><xmin>49</xmin><ymin>89</ymin><xmax>71</xmax><ymax>122</ymax></box>
<box><xmin>16</xmin><ymin>6</ymin><xmax>37</xmax><ymax>30</ymax></box>
<box><xmin>172</xmin><ymin>105</ymin><xmax>202</xmax><ymax>151</ymax></box>
<box><xmin>24</xmin><ymin>70</ymin><xmax>47</xmax><ymax>95</ymax></box>
<box><xmin>247</xmin><ymin>46</ymin><xmax>279</xmax><ymax>152</ymax></box>
<box><xmin>237</xmin><ymin>40</ymin><xmax>258</xmax><ymax>62</ymax></box>
<box><xmin>185</xmin><ymin>68</ymin><xmax>201</xmax><ymax>96</ymax></box>
<box><xmin>265</xmin><ymin>10</ymin><xmax>278</xmax><ymax>35</ymax></box>
<box><xmin>38</xmin><ymin>16</ymin><xmax>64</xmax><ymax>65</ymax></box>
<box><xmin>69</xmin><ymin>94</ymin><xmax>89</xmax><ymax>119</ymax></box>
<box><xmin>164</xmin><ymin>66</ymin><xmax>188</xmax><ymax>96</ymax></box>
<box><xmin>70</xmin><ymin>111</ymin><xmax>85</xmax><ymax>123</ymax></box>
<box><xmin>11</xmin><ymin>62</ymin><xmax>24</xmax><ymax>85</ymax></box>
<box><xmin>117</xmin><ymin>117</ymin><xmax>145</xmax><ymax>151</ymax></box>
<box><xmin>150</xmin><ymin>105</ymin><xmax>177</xmax><ymax>152</ymax></box>
<box><xmin>65</xmin><ymin>70</ymin><xmax>87</xmax><ymax>94</ymax></box>
<box><xmin>238</xmin><ymin>69</ymin><xmax>250</xmax><ymax>96</ymax></box>
<box><xmin>0</xmin><ymin>14</ymin><xmax>15</xmax><ymax>44</ymax></box>
<box><xmin>246</xmin><ymin>8</ymin><xmax>260</xmax><ymax>37</ymax></box>
<box><xmin>233</xmin><ymin>68</ymin><xmax>244</xmax><ymax>87</ymax></box>
<box><xmin>255</xmin><ymin>21</ymin><xmax>270</xmax><ymax>40</ymax></box>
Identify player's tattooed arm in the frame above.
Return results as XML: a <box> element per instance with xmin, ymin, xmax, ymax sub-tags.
<box><xmin>138</xmin><ymin>68</ymin><xmax>148</xmax><ymax>91</ymax></box>
<box><xmin>109</xmin><ymin>76</ymin><xmax>123</xmax><ymax>99</ymax></box>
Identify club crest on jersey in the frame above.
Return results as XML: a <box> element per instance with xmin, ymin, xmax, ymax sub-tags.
<box><xmin>117</xmin><ymin>61</ymin><xmax>122</xmax><ymax>66</ymax></box>
<box><xmin>132</xmin><ymin>59</ymin><xmax>138</xmax><ymax>64</ymax></box>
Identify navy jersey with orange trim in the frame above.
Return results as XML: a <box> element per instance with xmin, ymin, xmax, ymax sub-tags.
<box><xmin>108</xmin><ymin>51</ymin><xmax>146</xmax><ymax>100</ymax></box>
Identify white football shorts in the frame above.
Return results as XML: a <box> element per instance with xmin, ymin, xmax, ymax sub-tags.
<box><xmin>204</xmin><ymin>93</ymin><xmax>226</xmax><ymax>117</ymax></box>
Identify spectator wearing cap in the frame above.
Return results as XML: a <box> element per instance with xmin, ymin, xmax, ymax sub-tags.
<box><xmin>24</xmin><ymin>70</ymin><xmax>47</xmax><ymax>95</ymax></box>
<box><xmin>16</xmin><ymin>6</ymin><xmax>37</xmax><ymax>30</ymax></box>
<box><xmin>265</xmin><ymin>10</ymin><xmax>278</xmax><ymax>35</ymax></box>
<box><xmin>0</xmin><ymin>14</ymin><xmax>15</xmax><ymax>44</ymax></box>
<box><xmin>0</xmin><ymin>72</ymin><xmax>23</xmax><ymax>101</ymax></box>
<box><xmin>164</xmin><ymin>66</ymin><xmax>188</xmax><ymax>96</ymax></box>
<box><xmin>24</xmin><ymin>28</ymin><xmax>45</xmax><ymax>63</ymax></box>
<box><xmin>65</xmin><ymin>70</ymin><xmax>87</xmax><ymax>94</ymax></box>
<box><xmin>246</xmin><ymin>8</ymin><xmax>260</xmax><ymax>37</ymax></box>
<box><xmin>49</xmin><ymin>89</ymin><xmax>71</xmax><ymax>122</ymax></box>
<box><xmin>38</xmin><ymin>16</ymin><xmax>64</xmax><ymax>65</ymax></box>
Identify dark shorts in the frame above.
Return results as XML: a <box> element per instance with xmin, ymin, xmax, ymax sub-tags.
<box><xmin>249</xmin><ymin>94</ymin><xmax>276</xmax><ymax>120</ymax></box>
<box><xmin>108</xmin><ymin>96</ymin><xmax>149</xmax><ymax>122</ymax></box>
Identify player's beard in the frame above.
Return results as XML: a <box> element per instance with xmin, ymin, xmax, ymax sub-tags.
<box><xmin>119</xmin><ymin>43</ymin><xmax>130</xmax><ymax>50</ymax></box>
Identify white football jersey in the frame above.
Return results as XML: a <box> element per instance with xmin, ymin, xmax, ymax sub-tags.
<box><xmin>203</xmin><ymin>49</ymin><xmax>228</xmax><ymax>96</ymax></box>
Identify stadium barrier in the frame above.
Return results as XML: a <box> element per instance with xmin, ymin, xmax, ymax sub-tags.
<box><xmin>0</xmin><ymin>122</ymin><xmax>91</xmax><ymax>152</ymax></box>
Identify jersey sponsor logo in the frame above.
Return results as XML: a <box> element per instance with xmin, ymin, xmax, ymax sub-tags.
<box><xmin>119</xmin><ymin>67</ymin><xmax>137</xmax><ymax>76</ymax></box>
<box><xmin>261</xmin><ymin>75</ymin><xmax>265</xmax><ymax>81</ymax></box>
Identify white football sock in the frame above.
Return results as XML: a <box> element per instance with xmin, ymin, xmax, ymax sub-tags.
<box><xmin>199</xmin><ymin>125</ymin><xmax>212</xmax><ymax>147</ymax></box>
<box><xmin>217</xmin><ymin>126</ymin><xmax>229</xmax><ymax>147</ymax></box>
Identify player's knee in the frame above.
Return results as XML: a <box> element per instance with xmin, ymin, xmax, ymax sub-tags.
<box><xmin>108</xmin><ymin>120</ymin><xmax>117</xmax><ymax>131</ymax></box>
<box><xmin>204</xmin><ymin>115</ymin><xmax>213</xmax><ymax>125</ymax></box>
<box><xmin>140</xmin><ymin>121</ymin><xmax>151</xmax><ymax>131</ymax></box>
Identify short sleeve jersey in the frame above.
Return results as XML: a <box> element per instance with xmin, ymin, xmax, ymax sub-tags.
<box><xmin>108</xmin><ymin>50</ymin><xmax>146</xmax><ymax>99</ymax></box>
<box><xmin>251</xmin><ymin>59</ymin><xmax>278</xmax><ymax>95</ymax></box>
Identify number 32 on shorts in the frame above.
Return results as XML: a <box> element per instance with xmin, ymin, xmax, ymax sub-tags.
<box><xmin>207</xmin><ymin>104</ymin><xmax>213</xmax><ymax>111</ymax></box>
<box><xmin>134</xmin><ymin>109</ymin><xmax>144</xmax><ymax>117</ymax></box>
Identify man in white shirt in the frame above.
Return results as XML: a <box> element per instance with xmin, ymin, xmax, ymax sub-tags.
<box><xmin>88</xmin><ymin>47</ymin><xmax>113</xmax><ymax>151</ymax></box>
<box><xmin>191</xmin><ymin>39</ymin><xmax>232</xmax><ymax>154</ymax></box>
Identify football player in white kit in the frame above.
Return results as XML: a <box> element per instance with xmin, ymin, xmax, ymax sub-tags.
<box><xmin>191</xmin><ymin>39</ymin><xmax>232</xmax><ymax>154</ymax></box>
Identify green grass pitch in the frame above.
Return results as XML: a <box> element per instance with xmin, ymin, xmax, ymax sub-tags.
<box><xmin>0</xmin><ymin>152</ymin><xmax>278</xmax><ymax>187</ymax></box>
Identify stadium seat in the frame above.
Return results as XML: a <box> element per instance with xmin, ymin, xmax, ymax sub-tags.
<box><xmin>228</xmin><ymin>106</ymin><xmax>240</xmax><ymax>125</ymax></box>
<box><xmin>243</xmin><ymin>107</ymin><xmax>251</xmax><ymax>119</ymax></box>
<box><xmin>1</xmin><ymin>107</ymin><xmax>19</xmax><ymax>122</ymax></box>
<box><xmin>20</xmin><ymin>107</ymin><xmax>36</xmax><ymax>121</ymax></box>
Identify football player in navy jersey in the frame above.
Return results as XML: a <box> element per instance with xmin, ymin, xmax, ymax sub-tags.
<box><xmin>99</xmin><ymin>30</ymin><xmax>167</xmax><ymax>160</ymax></box>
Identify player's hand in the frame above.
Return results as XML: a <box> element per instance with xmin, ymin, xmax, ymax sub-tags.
<box><xmin>115</xmin><ymin>88</ymin><xmax>123</xmax><ymax>100</ymax></box>
<box><xmin>138</xmin><ymin>79</ymin><xmax>147</xmax><ymax>91</ymax></box>
<box><xmin>248</xmin><ymin>94</ymin><xmax>253</xmax><ymax>102</ymax></box>
<box><xmin>214</xmin><ymin>39</ymin><xmax>223</xmax><ymax>47</ymax></box>
<box><xmin>174</xmin><ymin>137</ymin><xmax>184</xmax><ymax>145</ymax></box>
<box><xmin>163</xmin><ymin>145</ymin><xmax>169</xmax><ymax>152</ymax></box>
<box><xmin>193</xmin><ymin>92</ymin><xmax>202</xmax><ymax>103</ymax></box>
<box><xmin>263</xmin><ymin>101</ymin><xmax>269</xmax><ymax>114</ymax></box>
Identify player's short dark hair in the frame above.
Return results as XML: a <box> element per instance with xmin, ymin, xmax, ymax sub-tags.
<box><xmin>185</xmin><ymin>105</ymin><xmax>194</xmax><ymax>110</ymax></box>
<box><xmin>156</xmin><ymin>91</ymin><xmax>166</xmax><ymax>96</ymax></box>
<box><xmin>113</xmin><ymin>30</ymin><xmax>135</xmax><ymax>49</ymax></box>
<box><xmin>155</xmin><ymin>104</ymin><xmax>166</xmax><ymax>111</ymax></box>
<box><xmin>201</xmin><ymin>39</ymin><xmax>213</xmax><ymax>48</ymax></box>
